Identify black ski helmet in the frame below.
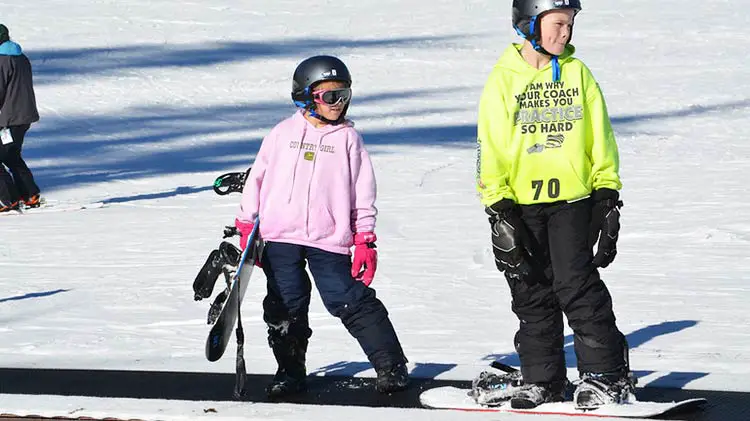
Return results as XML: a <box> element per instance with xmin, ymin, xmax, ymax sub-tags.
<box><xmin>512</xmin><ymin>0</ymin><xmax>581</xmax><ymax>42</ymax></box>
<box><xmin>291</xmin><ymin>55</ymin><xmax>352</xmax><ymax>109</ymax></box>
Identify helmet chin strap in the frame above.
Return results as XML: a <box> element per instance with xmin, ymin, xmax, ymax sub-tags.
<box><xmin>517</xmin><ymin>16</ymin><xmax>562</xmax><ymax>82</ymax></box>
<box><xmin>304</xmin><ymin>101</ymin><xmax>350</xmax><ymax>125</ymax></box>
<box><xmin>307</xmin><ymin>107</ymin><xmax>346</xmax><ymax>125</ymax></box>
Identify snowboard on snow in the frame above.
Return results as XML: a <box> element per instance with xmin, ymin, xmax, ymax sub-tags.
<box><xmin>420</xmin><ymin>361</ymin><xmax>707</xmax><ymax>418</ymax></box>
<box><xmin>419</xmin><ymin>386</ymin><xmax>706</xmax><ymax>418</ymax></box>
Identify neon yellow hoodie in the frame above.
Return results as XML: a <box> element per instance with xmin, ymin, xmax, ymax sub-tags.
<box><xmin>476</xmin><ymin>43</ymin><xmax>621</xmax><ymax>206</ymax></box>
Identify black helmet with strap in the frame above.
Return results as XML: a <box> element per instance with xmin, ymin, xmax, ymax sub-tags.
<box><xmin>291</xmin><ymin>55</ymin><xmax>352</xmax><ymax>124</ymax></box>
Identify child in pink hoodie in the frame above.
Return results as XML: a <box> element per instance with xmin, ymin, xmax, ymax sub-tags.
<box><xmin>235</xmin><ymin>55</ymin><xmax>408</xmax><ymax>398</ymax></box>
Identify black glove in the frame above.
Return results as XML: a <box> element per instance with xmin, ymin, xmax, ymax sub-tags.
<box><xmin>588</xmin><ymin>188</ymin><xmax>623</xmax><ymax>268</ymax></box>
<box><xmin>486</xmin><ymin>199</ymin><xmax>533</xmax><ymax>281</ymax></box>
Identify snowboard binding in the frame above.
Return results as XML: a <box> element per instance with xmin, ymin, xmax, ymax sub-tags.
<box><xmin>193</xmin><ymin>240</ymin><xmax>242</xmax><ymax>302</ymax></box>
<box><xmin>470</xmin><ymin>362</ymin><xmax>524</xmax><ymax>407</ymax></box>
<box><xmin>213</xmin><ymin>167</ymin><xmax>251</xmax><ymax>196</ymax></box>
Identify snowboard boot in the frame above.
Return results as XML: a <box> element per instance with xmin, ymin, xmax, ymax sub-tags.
<box><xmin>374</xmin><ymin>362</ymin><xmax>409</xmax><ymax>393</ymax></box>
<box><xmin>23</xmin><ymin>194</ymin><xmax>41</xmax><ymax>209</ymax></box>
<box><xmin>470</xmin><ymin>370</ymin><xmax>524</xmax><ymax>407</ymax></box>
<box><xmin>0</xmin><ymin>200</ymin><xmax>19</xmax><ymax>213</ymax></box>
<box><xmin>574</xmin><ymin>371</ymin><xmax>637</xmax><ymax>409</ymax></box>
<box><xmin>266</xmin><ymin>334</ymin><xmax>308</xmax><ymax>399</ymax></box>
<box><xmin>510</xmin><ymin>380</ymin><xmax>566</xmax><ymax>409</ymax></box>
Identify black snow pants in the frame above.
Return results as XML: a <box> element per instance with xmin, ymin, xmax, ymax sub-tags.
<box><xmin>0</xmin><ymin>124</ymin><xmax>40</xmax><ymax>206</ymax></box>
<box><xmin>507</xmin><ymin>199</ymin><xmax>628</xmax><ymax>385</ymax></box>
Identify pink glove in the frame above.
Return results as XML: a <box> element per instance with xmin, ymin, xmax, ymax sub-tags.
<box><xmin>351</xmin><ymin>232</ymin><xmax>378</xmax><ymax>286</ymax></box>
<box><xmin>235</xmin><ymin>218</ymin><xmax>254</xmax><ymax>250</ymax></box>
<box><xmin>235</xmin><ymin>218</ymin><xmax>262</xmax><ymax>267</ymax></box>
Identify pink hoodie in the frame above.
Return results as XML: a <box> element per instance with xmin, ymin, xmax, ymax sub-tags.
<box><xmin>236</xmin><ymin>110</ymin><xmax>377</xmax><ymax>255</ymax></box>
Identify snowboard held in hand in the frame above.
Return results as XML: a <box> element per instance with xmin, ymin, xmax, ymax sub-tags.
<box><xmin>419</xmin><ymin>386</ymin><xmax>707</xmax><ymax>418</ymax></box>
<box><xmin>203</xmin><ymin>223</ymin><xmax>264</xmax><ymax>362</ymax></box>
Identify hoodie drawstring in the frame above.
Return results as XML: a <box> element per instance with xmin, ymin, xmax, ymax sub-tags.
<box><xmin>288</xmin><ymin>124</ymin><xmax>307</xmax><ymax>203</ymax></box>
<box><xmin>552</xmin><ymin>56</ymin><xmax>561</xmax><ymax>82</ymax></box>
<box><xmin>518</xmin><ymin>16</ymin><xmax>562</xmax><ymax>83</ymax></box>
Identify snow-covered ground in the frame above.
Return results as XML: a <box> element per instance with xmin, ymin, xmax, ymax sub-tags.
<box><xmin>2</xmin><ymin>0</ymin><xmax>749</xmax><ymax>419</ymax></box>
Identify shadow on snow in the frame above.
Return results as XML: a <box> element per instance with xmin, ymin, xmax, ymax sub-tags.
<box><xmin>27</xmin><ymin>35</ymin><xmax>467</xmax><ymax>84</ymax></box>
<box><xmin>0</xmin><ymin>289</ymin><xmax>71</xmax><ymax>304</ymax></box>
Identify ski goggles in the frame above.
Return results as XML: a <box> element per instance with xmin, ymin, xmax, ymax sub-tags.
<box><xmin>312</xmin><ymin>88</ymin><xmax>352</xmax><ymax>105</ymax></box>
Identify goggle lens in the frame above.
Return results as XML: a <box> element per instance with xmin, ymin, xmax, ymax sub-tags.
<box><xmin>313</xmin><ymin>88</ymin><xmax>352</xmax><ymax>105</ymax></box>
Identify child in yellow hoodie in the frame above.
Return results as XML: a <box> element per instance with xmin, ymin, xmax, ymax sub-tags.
<box><xmin>475</xmin><ymin>0</ymin><xmax>634</xmax><ymax>410</ymax></box>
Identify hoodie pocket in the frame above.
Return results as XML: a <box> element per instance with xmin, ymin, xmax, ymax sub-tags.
<box><xmin>564</xmin><ymin>155</ymin><xmax>591</xmax><ymax>193</ymax></box>
<box><xmin>307</xmin><ymin>204</ymin><xmax>336</xmax><ymax>240</ymax></box>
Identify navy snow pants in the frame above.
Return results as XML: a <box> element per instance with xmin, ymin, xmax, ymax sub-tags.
<box><xmin>261</xmin><ymin>241</ymin><xmax>407</xmax><ymax>369</ymax></box>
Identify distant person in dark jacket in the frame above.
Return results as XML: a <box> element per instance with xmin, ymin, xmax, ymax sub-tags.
<box><xmin>0</xmin><ymin>24</ymin><xmax>41</xmax><ymax>212</ymax></box>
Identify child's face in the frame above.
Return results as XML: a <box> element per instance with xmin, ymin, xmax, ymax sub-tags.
<box><xmin>539</xmin><ymin>9</ymin><xmax>575</xmax><ymax>56</ymax></box>
<box><xmin>311</xmin><ymin>80</ymin><xmax>350</xmax><ymax>123</ymax></box>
